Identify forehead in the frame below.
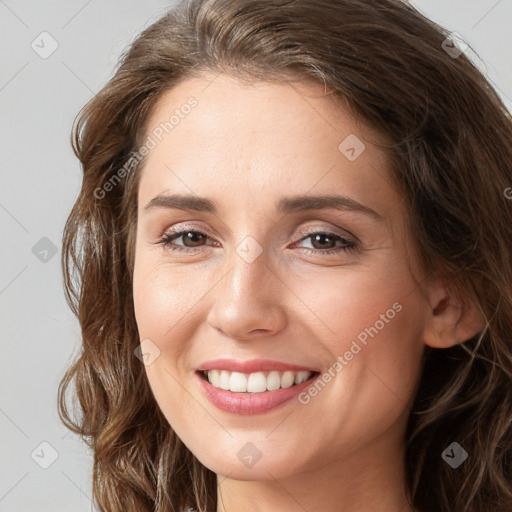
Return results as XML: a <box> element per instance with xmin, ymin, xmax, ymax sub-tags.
<box><xmin>137</xmin><ymin>72</ymin><xmax>397</xmax><ymax>217</ymax></box>
<box><xmin>143</xmin><ymin>72</ymin><xmax>374</xmax><ymax>154</ymax></box>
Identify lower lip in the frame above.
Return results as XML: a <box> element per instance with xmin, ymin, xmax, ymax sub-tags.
<box><xmin>196</xmin><ymin>372</ymin><xmax>319</xmax><ymax>415</ymax></box>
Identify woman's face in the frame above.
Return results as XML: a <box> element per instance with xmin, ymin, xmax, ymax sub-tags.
<box><xmin>132</xmin><ymin>72</ymin><xmax>430</xmax><ymax>480</ymax></box>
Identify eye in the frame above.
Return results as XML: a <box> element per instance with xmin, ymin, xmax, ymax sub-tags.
<box><xmin>157</xmin><ymin>228</ymin><xmax>214</xmax><ymax>253</ymax></box>
<box><xmin>156</xmin><ymin>227</ymin><xmax>356</xmax><ymax>256</ymax></box>
<box><xmin>293</xmin><ymin>230</ymin><xmax>356</xmax><ymax>256</ymax></box>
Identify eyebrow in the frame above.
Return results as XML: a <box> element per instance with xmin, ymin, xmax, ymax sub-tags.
<box><xmin>143</xmin><ymin>193</ymin><xmax>383</xmax><ymax>220</ymax></box>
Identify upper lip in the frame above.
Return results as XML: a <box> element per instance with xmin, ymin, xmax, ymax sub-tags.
<box><xmin>197</xmin><ymin>358</ymin><xmax>318</xmax><ymax>373</ymax></box>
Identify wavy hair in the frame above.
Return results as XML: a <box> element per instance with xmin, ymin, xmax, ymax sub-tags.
<box><xmin>58</xmin><ymin>0</ymin><xmax>512</xmax><ymax>510</ymax></box>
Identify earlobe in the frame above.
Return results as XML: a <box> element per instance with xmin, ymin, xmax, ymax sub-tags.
<box><xmin>423</xmin><ymin>285</ymin><xmax>487</xmax><ymax>349</ymax></box>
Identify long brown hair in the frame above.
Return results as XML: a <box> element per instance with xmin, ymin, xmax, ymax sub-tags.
<box><xmin>58</xmin><ymin>1</ymin><xmax>512</xmax><ymax>510</ymax></box>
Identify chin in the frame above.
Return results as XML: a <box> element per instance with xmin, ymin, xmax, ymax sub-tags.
<box><xmin>187</xmin><ymin>438</ymin><xmax>305</xmax><ymax>480</ymax></box>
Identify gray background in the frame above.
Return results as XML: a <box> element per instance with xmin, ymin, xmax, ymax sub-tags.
<box><xmin>0</xmin><ymin>1</ymin><xmax>510</xmax><ymax>510</ymax></box>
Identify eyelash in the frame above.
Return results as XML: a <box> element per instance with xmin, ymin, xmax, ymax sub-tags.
<box><xmin>156</xmin><ymin>226</ymin><xmax>356</xmax><ymax>256</ymax></box>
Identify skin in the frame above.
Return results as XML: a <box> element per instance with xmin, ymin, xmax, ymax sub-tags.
<box><xmin>132</xmin><ymin>72</ymin><xmax>484</xmax><ymax>512</ymax></box>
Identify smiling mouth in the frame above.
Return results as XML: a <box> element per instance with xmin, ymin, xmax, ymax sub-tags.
<box><xmin>198</xmin><ymin>369</ymin><xmax>320</xmax><ymax>393</ymax></box>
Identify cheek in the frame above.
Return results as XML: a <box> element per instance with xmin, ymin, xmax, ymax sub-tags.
<box><xmin>132</xmin><ymin>257</ymin><xmax>212</xmax><ymax>342</ymax></box>
<box><xmin>132</xmin><ymin>260</ymin><xmax>216</xmax><ymax>423</ymax></box>
<box><xmin>288</xmin><ymin>270</ymin><xmax>426</xmax><ymax>461</ymax></box>
<box><xmin>132</xmin><ymin>263</ymin><xmax>202</xmax><ymax>428</ymax></box>
<box><xmin>294</xmin><ymin>261</ymin><xmax>426</xmax><ymax>412</ymax></box>
<box><xmin>294</xmin><ymin>258</ymin><xmax>425</xmax><ymax>346</ymax></box>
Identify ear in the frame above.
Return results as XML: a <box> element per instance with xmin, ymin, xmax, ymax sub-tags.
<box><xmin>423</xmin><ymin>279</ymin><xmax>487</xmax><ymax>349</ymax></box>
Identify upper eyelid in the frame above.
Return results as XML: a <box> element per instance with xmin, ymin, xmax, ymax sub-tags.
<box><xmin>153</xmin><ymin>208</ymin><xmax>363</xmax><ymax>239</ymax></box>
<box><xmin>163</xmin><ymin>224</ymin><xmax>355</xmax><ymax>245</ymax></box>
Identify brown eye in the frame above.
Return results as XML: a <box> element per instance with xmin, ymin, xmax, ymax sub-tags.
<box><xmin>179</xmin><ymin>231</ymin><xmax>207</xmax><ymax>247</ymax></box>
<box><xmin>293</xmin><ymin>230</ymin><xmax>356</xmax><ymax>256</ymax></box>
<box><xmin>157</xmin><ymin>229</ymin><xmax>213</xmax><ymax>253</ymax></box>
<box><xmin>309</xmin><ymin>233</ymin><xmax>337</xmax><ymax>250</ymax></box>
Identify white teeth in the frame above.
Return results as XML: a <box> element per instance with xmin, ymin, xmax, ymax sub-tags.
<box><xmin>294</xmin><ymin>371</ymin><xmax>311</xmax><ymax>385</ymax></box>
<box><xmin>208</xmin><ymin>369</ymin><xmax>220</xmax><ymax>387</ymax></box>
<box><xmin>219</xmin><ymin>370</ymin><xmax>230</xmax><ymax>390</ymax></box>
<box><xmin>280</xmin><ymin>371</ymin><xmax>295</xmax><ymax>388</ymax></box>
<box><xmin>229</xmin><ymin>372</ymin><xmax>247</xmax><ymax>392</ymax></box>
<box><xmin>204</xmin><ymin>369</ymin><xmax>314</xmax><ymax>393</ymax></box>
<box><xmin>267</xmin><ymin>371</ymin><xmax>281</xmax><ymax>391</ymax></box>
<box><xmin>247</xmin><ymin>372</ymin><xmax>267</xmax><ymax>393</ymax></box>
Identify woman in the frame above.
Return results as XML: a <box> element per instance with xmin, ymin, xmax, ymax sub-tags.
<box><xmin>58</xmin><ymin>0</ymin><xmax>512</xmax><ymax>511</ymax></box>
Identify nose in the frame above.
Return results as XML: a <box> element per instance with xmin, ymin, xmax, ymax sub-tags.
<box><xmin>206</xmin><ymin>246</ymin><xmax>288</xmax><ymax>341</ymax></box>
